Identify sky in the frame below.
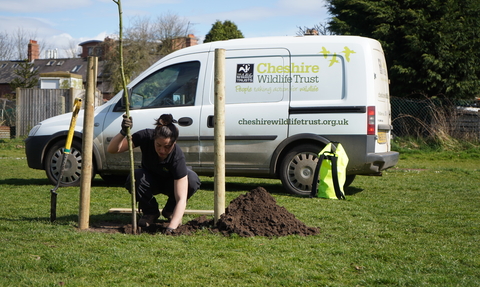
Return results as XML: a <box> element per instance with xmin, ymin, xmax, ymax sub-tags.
<box><xmin>0</xmin><ymin>0</ymin><xmax>330</xmax><ymax>58</ymax></box>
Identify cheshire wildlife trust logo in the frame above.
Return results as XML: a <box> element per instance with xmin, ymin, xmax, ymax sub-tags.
<box><xmin>236</xmin><ymin>64</ymin><xmax>254</xmax><ymax>83</ymax></box>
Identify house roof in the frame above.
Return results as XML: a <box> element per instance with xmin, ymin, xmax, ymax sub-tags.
<box><xmin>0</xmin><ymin>61</ymin><xmax>25</xmax><ymax>84</ymax></box>
<box><xmin>34</xmin><ymin>58</ymin><xmax>87</xmax><ymax>79</ymax></box>
<box><xmin>0</xmin><ymin>58</ymin><xmax>106</xmax><ymax>85</ymax></box>
<box><xmin>78</xmin><ymin>40</ymin><xmax>103</xmax><ymax>46</ymax></box>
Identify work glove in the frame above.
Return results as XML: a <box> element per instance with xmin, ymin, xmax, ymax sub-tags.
<box><xmin>120</xmin><ymin>114</ymin><xmax>133</xmax><ymax>136</ymax></box>
<box><xmin>163</xmin><ymin>227</ymin><xmax>175</xmax><ymax>235</ymax></box>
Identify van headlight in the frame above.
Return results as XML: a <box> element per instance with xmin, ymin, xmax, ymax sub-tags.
<box><xmin>28</xmin><ymin>124</ymin><xmax>41</xmax><ymax>137</ymax></box>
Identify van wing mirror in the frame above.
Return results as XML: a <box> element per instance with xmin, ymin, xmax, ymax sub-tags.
<box><xmin>119</xmin><ymin>89</ymin><xmax>131</xmax><ymax>108</ymax></box>
<box><xmin>114</xmin><ymin>89</ymin><xmax>132</xmax><ymax>112</ymax></box>
<box><xmin>120</xmin><ymin>89</ymin><xmax>137</xmax><ymax>108</ymax></box>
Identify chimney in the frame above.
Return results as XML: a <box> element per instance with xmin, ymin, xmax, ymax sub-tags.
<box><xmin>28</xmin><ymin>40</ymin><xmax>40</xmax><ymax>62</ymax></box>
<box><xmin>185</xmin><ymin>34</ymin><xmax>198</xmax><ymax>47</ymax></box>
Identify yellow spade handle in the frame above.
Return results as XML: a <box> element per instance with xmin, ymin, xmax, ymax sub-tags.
<box><xmin>64</xmin><ymin>98</ymin><xmax>82</xmax><ymax>154</ymax></box>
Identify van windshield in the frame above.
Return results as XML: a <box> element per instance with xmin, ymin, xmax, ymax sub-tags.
<box><xmin>130</xmin><ymin>61</ymin><xmax>200</xmax><ymax>109</ymax></box>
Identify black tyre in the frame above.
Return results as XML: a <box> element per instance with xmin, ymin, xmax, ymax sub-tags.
<box><xmin>279</xmin><ymin>143</ymin><xmax>323</xmax><ymax>196</ymax></box>
<box><xmin>344</xmin><ymin>174</ymin><xmax>356</xmax><ymax>188</ymax></box>
<box><xmin>45</xmin><ymin>140</ymin><xmax>94</xmax><ymax>187</ymax></box>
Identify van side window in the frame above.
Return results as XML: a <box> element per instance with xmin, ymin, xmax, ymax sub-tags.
<box><xmin>130</xmin><ymin>61</ymin><xmax>200</xmax><ymax>109</ymax></box>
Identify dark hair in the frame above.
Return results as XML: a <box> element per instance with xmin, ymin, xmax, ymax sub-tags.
<box><xmin>154</xmin><ymin>114</ymin><xmax>179</xmax><ymax>142</ymax></box>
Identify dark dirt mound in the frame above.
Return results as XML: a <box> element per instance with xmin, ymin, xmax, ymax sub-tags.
<box><xmin>214</xmin><ymin>186</ymin><xmax>319</xmax><ymax>237</ymax></box>
<box><xmin>94</xmin><ymin>187</ymin><xmax>319</xmax><ymax>237</ymax></box>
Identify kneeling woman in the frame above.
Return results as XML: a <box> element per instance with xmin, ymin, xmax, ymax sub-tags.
<box><xmin>107</xmin><ymin>114</ymin><xmax>201</xmax><ymax>232</ymax></box>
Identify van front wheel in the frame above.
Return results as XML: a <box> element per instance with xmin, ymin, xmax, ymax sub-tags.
<box><xmin>45</xmin><ymin>140</ymin><xmax>94</xmax><ymax>187</ymax></box>
<box><xmin>279</xmin><ymin>144</ymin><xmax>322</xmax><ymax>196</ymax></box>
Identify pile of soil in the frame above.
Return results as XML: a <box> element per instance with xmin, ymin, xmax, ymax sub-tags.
<box><xmin>214</xmin><ymin>186</ymin><xmax>319</xmax><ymax>237</ymax></box>
<box><xmin>102</xmin><ymin>187</ymin><xmax>320</xmax><ymax>237</ymax></box>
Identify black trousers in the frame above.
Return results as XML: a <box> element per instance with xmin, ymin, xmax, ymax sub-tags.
<box><xmin>126</xmin><ymin>168</ymin><xmax>201</xmax><ymax>216</ymax></box>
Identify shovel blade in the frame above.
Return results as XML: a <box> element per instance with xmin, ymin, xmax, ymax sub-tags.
<box><xmin>50</xmin><ymin>191</ymin><xmax>57</xmax><ymax>222</ymax></box>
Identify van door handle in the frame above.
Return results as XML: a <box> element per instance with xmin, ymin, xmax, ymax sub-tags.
<box><xmin>178</xmin><ymin>117</ymin><xmax>193</xmax><ymax>127</ymax></box>
<box><xmin>207</xmin><ymin>115</ymin><xmax>214</xmax><ymax>128</ymax></box>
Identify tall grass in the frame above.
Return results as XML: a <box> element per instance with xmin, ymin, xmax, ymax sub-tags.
<box><xmin>1</xmin><ymin>138</ymin><xmax>479</xmax><ymax>286</ymax></box>
<box><xmin>392</xmin><ymin>97</ymin><xmax>480</xmax><ymax>149</ymax></box>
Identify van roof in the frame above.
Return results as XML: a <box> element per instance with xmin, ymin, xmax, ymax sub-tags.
<box><xmin>154</xmin><ymin>35</ymin><xmax>380</xmax><ymax>64</ymax></box>
<box><xmin>177</xmin><ymin>35</ymin><xmax>376</xmax><ymax>53</ymax></box>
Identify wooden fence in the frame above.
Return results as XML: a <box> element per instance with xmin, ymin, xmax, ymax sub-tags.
<box><xmin>15</xmin><ymin>88</ymin><xmax>103</xmax><ymax>137</ymax></box>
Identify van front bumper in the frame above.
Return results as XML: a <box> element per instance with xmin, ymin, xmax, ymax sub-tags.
<box><xmin>25</xmin><ymin>135</ymin><xmax>51</xmax><ymax>170</ymax></box>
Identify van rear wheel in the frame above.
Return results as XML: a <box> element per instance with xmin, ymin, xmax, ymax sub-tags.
<box><xmin>345</xmin><ymin>174</ymin><xmax>356</xmax><ymax>188</ymax></box>
<box><xmin>279</xmin><ymin>144</ymin><xmax>322</xmax><ymax>196</ymax></box>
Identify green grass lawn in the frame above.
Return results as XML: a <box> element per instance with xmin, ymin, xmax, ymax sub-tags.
<box><xmin>0</xmin><ymin>139</ymin><xmax>479</xmax><ymax>286</ymax></box>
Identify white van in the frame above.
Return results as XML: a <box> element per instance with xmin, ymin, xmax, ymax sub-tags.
<box><xmin>25</xmin><ymin>35</ymin><xmax>399</xmax><ymax>196</ymax></box>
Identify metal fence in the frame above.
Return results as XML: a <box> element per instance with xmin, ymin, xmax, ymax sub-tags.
<box><xmin>0</xmin><ymin>98</ymin><xmax>15</xmax><ymax>127</ymax></box>
<box><xmin>391</xmin><ymin>97</ymin><xmax>480</xmax><ymax>140</ymax></box>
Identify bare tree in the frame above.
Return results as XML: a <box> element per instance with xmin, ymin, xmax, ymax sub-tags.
<box><xmin>125</xmin><ymin>16</ymin><xmax>159</xmax><ymax>77</ymax></box>
<box><xmin>0</xmin><ymin>28</ymin><xmax>53</xmax><ymax>60</ymax></box>
<box><xmin>0</xmin><ymin>31</ymin><xmax>14</xmax><ymax>60</ymax></box>
<box><xmin>102</xmin><ymin>16</ymin><xmax>160</xmax><ymax>93</ymax></box>
<box><xmin>154</xmin><ymin>12</ymin><xmax>191</xmax><ymax>55</ymax></box>
<box><xmin>13</xmin><ymin>27</ymin><xmax>32</xmax><ymax>60</ymax></box>
<box><xmin>297</xmin><ymin>22</ymin><xmax>333</xmax><ymax>36</ymax></box>
<box><xmin>3</xmin><ymin>28</ymin><xmax>52</xmax><ymax>60</ymax></box>
<box><xmin>102</xmin><ymin>13</ymin><xmax>192</xmax><ymax>94</ymax></box>
<box><xmin>37</xmin><ymin>38</ymin><xmax>52</xmax><ymax>59</ymax></box>
<box><xmin>64</xmin><ymin>39</ymin><xmax>80</xmax><ymax>58</ymax></box>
